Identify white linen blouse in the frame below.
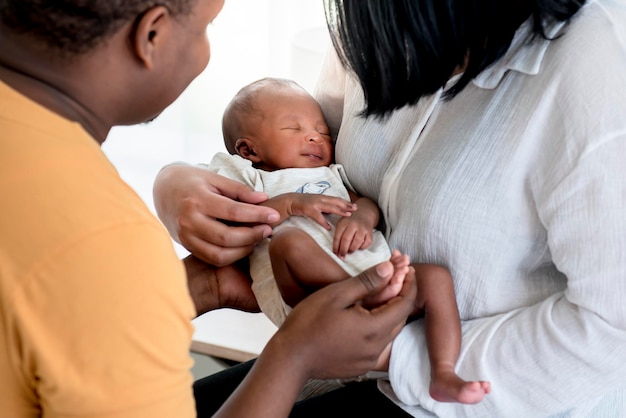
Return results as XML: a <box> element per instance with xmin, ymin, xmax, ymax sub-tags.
<box><xmin>314</xmin><ymin>0</ymin><xmax>626</xmax><ymax>416</ymax></box>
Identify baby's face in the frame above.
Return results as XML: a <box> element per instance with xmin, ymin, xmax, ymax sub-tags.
<box><xmin>250</xmin><ymin>87</ymin><xmax>333</xmax><ymax>171</ymax></box>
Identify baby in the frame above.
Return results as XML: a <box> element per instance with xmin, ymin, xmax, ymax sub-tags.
<box><xmin>207</xmin><ymin>77</ymin><xmax>490</xmax><ymax>404</ymax></box>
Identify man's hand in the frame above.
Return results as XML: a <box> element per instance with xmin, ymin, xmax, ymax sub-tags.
<box><xmin>275</xmin><ymin>257</ymin><xmax>416</xmax><ymax>379</ymax></box>
<box><xmin>183</xmin><ymin>255</ymin><xmax>260</xmax><ymax>316</ymax></box>
<box><xmin>214</xmin><ymin>258</ymin><xmax>417</xmax><ymax>418</ymax></box>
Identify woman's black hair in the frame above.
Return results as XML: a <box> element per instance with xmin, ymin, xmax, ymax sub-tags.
<box><xmin>324</xmin><ymin>0</ymin><xmax>586</xmax><ymax>118</ymax></box>
<box><xmin>0</xmin><ymin>0</ymin><xmax>194</xmax><ymax>57</ymax></box>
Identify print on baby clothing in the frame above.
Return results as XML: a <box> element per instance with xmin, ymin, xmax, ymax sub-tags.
<box><xmin>296</xmin><ymin>181</ymin><xmax>331</xmax><ymax>194</ymax></box>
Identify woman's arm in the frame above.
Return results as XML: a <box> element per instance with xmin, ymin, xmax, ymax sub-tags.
<box><xmin>386</xmin><ymin>136</ymin><xmax>626</xmax><ymax>417</ymax></box>
<box><xmin>152</xmin><ymin>162</ymin><xmax>279</xmax><ymax>266</ymax></box>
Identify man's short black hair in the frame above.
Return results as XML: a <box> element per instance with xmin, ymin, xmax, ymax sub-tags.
<box><xmin>0</xmin><ymin>0</ymin><xmax>195</xmax><ymax>56</ymax></box>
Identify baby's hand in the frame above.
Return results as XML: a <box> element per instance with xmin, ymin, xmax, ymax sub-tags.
<box><xmin>333</xmin><ymin>216</ymin><xmax>374</xmax><ymax>258</ymax></box>
<box><xmin>285</xmin><ymin>193</ymin><xmax>356</xmax><ymax>229</ymax></box>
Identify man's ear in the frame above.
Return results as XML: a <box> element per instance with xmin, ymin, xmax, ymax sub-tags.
<box><xmin>235</xmin><ymin>138</ymin><xmax>262</xmax><ymax>163</ymax></box>
<box><xmin>130</xmin><ymin>6</ymin><xmax>170</xmax><ymax>69</ymax></box>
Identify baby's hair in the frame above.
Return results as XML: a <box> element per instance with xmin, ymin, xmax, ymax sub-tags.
<box><xmin>222</xmin><ymin>77</ymin><xmax>307</xmax><ymax>154</ymax></box>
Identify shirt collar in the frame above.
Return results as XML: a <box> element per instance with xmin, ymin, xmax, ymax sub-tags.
<box><xmin>471</xmin><ymin>17</ymin><xmax>567</xmax><ymax>89</ymax></box>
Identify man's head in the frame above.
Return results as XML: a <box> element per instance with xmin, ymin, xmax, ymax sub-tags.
<box><xmin>222</xmin><ymin>77</ymin><xmax>334</xmax><ymax>172</ymax></box>
<box><xmin>0</xmin><ymin>0</ymin><xmax>225</xmax><ymax>140</ymax></box>
<box><xmin>0</xmin><ymin>1</ymin><xmax>193</xmax><ymax>58</ymax></box>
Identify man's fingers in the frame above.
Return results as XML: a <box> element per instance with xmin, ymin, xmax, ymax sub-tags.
<box><xmin>326</xmin><ymin>261</ymin><xmax>395</xmax><ymax>306</ymax></box>
<box><xmin>369</xmin><ymin>266</ymin><xmax>417</xmax><ymax>318</ymax></box>
<box><xmin>328</xmin><ymin>263</ymin><xmax>417</xmax><ymax>345</ymax></box>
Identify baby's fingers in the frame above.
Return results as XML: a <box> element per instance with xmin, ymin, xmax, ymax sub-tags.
<box><xmin>334</xmin><ymin>228</ymin><xmax>358</xmax><ymax>258</ymax></box>
<box><xmin>317</xmin><ymin>198</ymin><xmax>356</xmax><ymax>217</ymax></box>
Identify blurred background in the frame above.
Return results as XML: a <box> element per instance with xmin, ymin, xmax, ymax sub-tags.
<box><xmin>103</xmin><ymin>0</ymin><xmax>329</xmax><ymax>233</ymax></box>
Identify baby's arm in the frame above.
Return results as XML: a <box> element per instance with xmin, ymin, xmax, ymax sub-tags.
<box><xmin>333</xmin><ymin>191</ymin><xmax>381</xmax><ymax>258</ymax></box>
<box><xmin>258</xmin><ymin>193</ymin><xmax>356</xmax><ymax>229</ymax></box>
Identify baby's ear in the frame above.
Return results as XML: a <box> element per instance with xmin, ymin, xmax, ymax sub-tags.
<box><xmin>234</xmin><ymin>138</ymin><xmax>260</xmax><ymax>162</ymax></box>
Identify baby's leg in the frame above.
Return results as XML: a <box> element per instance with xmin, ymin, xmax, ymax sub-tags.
<box><xmin>418</xmin><ymin>268</ymin><xmax>491</xmax><ymax>404</ymax></box>
<box><xmin>269</xmin><ymin>227</ymin><xmax>350</xmax><ymax>307</ymax></box>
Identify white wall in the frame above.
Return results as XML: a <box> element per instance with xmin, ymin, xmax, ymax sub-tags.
<box><xmin>102</xmin><ymin>0</ymin><xmax>330</xmax><ymax>222</ymax></box>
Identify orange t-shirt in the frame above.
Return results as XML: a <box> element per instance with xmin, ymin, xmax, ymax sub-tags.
<box><xmin>0</xmin><ymin>81</ymin><xmax>196</xmax><ymax>417</ymax></box>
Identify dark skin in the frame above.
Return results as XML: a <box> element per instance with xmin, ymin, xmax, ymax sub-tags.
<box><xmin>215</xmin><ymin>262</ymin><xmax>417</xmax><ymax>418</ymax></box>
<box><xmin>153</xmin><ymin>162</ymin><xmax>279</xmax><ymax>270</ymax></box>
<box><xmin>184</xmin><ymin>255</ymin><xmax>260</xmax><ymax>315</ymax></box>
<box><xmin>0</xmin><ymin>4</ymin><xmax>223</xmax><ymax>143</ymax></box>
<box><xmin>0</xmin><ymin>4</ymin><xmax>271</xmax><ymax>316</ymax></box>
<box><xmin>0</xmin><ymin>8</ymin><xmax>162</xmax><ymax>144</ymax></box>
<box><xmin>2</xmin><ymin>2</ymin><xmax>420</xmax><ymax>416</ymax></box>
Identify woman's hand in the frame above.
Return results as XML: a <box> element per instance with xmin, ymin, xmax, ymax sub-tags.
<box><xmin>153</xmin><ymin>163</ymin><xmax>280</xmax><ymax>266</ymax></box>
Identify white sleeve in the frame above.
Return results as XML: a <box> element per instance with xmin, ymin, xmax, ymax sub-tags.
<box><xmin>387</xmin><ymin>134</ymin><xmax>626</xmax><ymax>417</ymax></box>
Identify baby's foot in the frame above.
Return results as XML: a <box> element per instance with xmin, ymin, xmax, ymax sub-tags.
<box><xmin>363</xmin><ymin>250</ymin><xmax>409</xmax><ymax>306</ymax></box>
<box><xmin>430</xmin><ymin>369</ymin><xmax>491</xmax><ymax>404</ymax></box>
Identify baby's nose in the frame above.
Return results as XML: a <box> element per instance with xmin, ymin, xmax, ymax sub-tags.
<box><xmin>307</xmin><ymin>133</ymin><xmax>322</xmax><ymax>143</ymax></box>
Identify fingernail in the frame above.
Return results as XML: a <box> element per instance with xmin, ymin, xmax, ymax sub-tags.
<box><xmin>267</xmin><ymin>213</ymin><xmax>280</xmax><ymax>222</ymax></box>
